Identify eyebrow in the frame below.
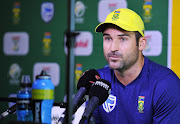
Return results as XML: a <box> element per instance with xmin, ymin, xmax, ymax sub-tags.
<box><xmin>103</xmin><ymin>33</ymin><xmax>130</xmax><ymax>37</ymax></box>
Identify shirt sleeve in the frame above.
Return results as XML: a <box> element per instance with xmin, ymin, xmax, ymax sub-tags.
<box><xmin>153</xmin><ymin>74</ymin><xmax>180</xmax><ymax>124</ymax></box>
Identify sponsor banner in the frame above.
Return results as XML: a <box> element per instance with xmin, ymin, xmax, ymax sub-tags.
<box><xmin>33</xmin><ymin>63</ymin><xmax>60</xmax><ymax>87</ymax></box>
<box><xmin>3</xmin><ymin>32</ymin><xmax>29</xmax><ymax>56</ymax></box>
<box><xmin>143</xmin><ymin>31</ymin><xmax>162</xmax><ymax>56</ymax></box>
<box><xmin>64</xmin><ymin>31</ymin><xmax>93</xmax><ymax>56</ymax></box>
<box><xmin>98</xmin><ymin>0</ymin><xmax>127</xmax><ymax>23</ymax></box>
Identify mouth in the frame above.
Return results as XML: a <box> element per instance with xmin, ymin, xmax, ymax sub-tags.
<box><xmin>108</xmin><ymin>52</ymin><xmax>122</xmax><ymax>61</ymax></box>
<box><xmin>109</xmin><ymin>56</ymin><xmax>119</xmax><ymax>61</ymax></box>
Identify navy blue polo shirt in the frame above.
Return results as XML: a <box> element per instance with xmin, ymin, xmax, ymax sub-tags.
<box><xmin>92</xmin><ymin>56</ymin><xmax>180</xmax><ymax>124</ymax></box>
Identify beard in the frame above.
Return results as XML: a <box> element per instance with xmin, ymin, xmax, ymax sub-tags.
<box><xmin>105</xmin><ymin>48</ymin><xmax>139</xmax><ymax>72</ymax></box>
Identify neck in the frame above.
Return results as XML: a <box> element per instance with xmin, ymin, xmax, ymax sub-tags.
<box><xmin>114</xmin><ymin>55</ymin><xmax>145</xmax><ymax>86</ymax></box>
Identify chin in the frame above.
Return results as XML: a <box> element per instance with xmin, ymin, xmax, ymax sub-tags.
<box><xmin>109</xmin><ymin>64</ymin><xmax>119</xmax><ymax>70</ymax></box>
<box><xmin>108</xmin><ymin>61</ymin><xmax>123</xmax><ymax>70</ymax></box>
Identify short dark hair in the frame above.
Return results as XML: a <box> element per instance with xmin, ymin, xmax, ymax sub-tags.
<box><xmin>135</xmin><ymin>31</ymin><xmax>142</xmax><ymax>46</ymax></box>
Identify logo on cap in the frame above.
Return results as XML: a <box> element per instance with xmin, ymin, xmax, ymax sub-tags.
<box><xmin>112</xmin><ymin>11</ymin><xmax>120</xmax><ymax>21</ymax></box>
<box><xmin>114</xmin><ymin>10</ymin><xmax>120</xmax><ymax>13</ymax></box>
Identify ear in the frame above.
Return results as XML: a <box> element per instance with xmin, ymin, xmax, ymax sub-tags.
<box><xmin>138</xmin><ymin>37</ymin><xmax>147</xmax><ymax>51</ymax></box>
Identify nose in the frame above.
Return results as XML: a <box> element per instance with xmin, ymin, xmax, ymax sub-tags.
<box><xmin>110</xmin><ymin>40</ymin><xmax>119</xmax><ymax>52</ymax></box>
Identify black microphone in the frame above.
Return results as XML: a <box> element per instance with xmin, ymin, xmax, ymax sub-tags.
<box><xmin>79</xmin><ymin>79</ymin><xmax>111</xmax><ymax>124</ymax></box>
<box><xmin>0</xmin><ymin>104</ymin><xmax>16</xmax><ymax>120</ymax></box>
<box><xmin>58</xmin><ymin>69</ymin><xmax>100</xmax><ymax>123</ymax></box>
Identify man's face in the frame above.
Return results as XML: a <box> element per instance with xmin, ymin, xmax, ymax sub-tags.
<box><xmin>103</xmin><ymin>26</ymin><xmax>139</xmax><ymax>71</ymax></box>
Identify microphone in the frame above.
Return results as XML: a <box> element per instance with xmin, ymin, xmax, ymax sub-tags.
<box><xmin>58</xmin><ymin>69</ymin><xmax>100</xmax><ymax>123</ymax></box>
<box><xmin>79</xmin><ymin>79</ymin><xmax>111</xmax><ymax>124</ymax></box>
<box><xmin>0</xmin><ymin>104</ymin><xmax>16</xmax><ymax>120</ymax></box>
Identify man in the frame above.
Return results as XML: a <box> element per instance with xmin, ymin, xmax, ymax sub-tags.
<box><xmin>92</xmin><ymin>8</ymin><xmax>180</xmax><ymax>124</ymax></box>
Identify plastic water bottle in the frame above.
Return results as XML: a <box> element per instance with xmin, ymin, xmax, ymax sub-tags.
<box><xmin>32</xmin><ymin>70</ymin><xmax>54</xmax><ymax>124</ymax></box>
<box><xmin>16</xmin><ymin>75</ymin><xmax>33</xmax><ymax>122</ymax></box>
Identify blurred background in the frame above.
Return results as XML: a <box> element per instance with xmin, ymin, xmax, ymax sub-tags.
<box><xmin>0</xmin><ymin>0</ymin><xmax>179</xmax><ymax>123</ymax></box>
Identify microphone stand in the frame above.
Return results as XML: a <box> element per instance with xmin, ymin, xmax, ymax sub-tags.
<box><xmin>0</xmin><ymin>97</ymin><xmax>67</xmax><ymax>108</ymax></box>
<box><xmin>0</xmin><ymin>97</ymin><xmax>16</xmax><ymax>102</ymax></box>
<box><xmin>65</xmin><ymin>0</ymin><xmax>79</xmax><ymax>123</ymax></box>
<box><xmin>0</xmin><ymin>97</ymin><xmax>67</xmax><ymax>120</ymax></box>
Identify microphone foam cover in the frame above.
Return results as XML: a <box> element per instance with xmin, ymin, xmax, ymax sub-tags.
<box><xmin>77</xmin><ymin>69</ymin><xmax>100</xmax><ymax>93</ymax></box>
<box><xmin>89</xmin><ymin>79</ymin><xmax>111</xmax><ymax>105</ymax></box>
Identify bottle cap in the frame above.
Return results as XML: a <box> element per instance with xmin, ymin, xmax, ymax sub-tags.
<box><xmin>36</xmin><ymin>70</ymin><xmax>51</xmax><ymax>79</ymax></box>
<box><xmin>20</xmin><ymin>75</ymin><xmax>32</xmax><ymax>87</ymax></box>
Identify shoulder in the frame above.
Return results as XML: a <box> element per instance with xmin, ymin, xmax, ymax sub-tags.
<box><xmin>145</xmin><ymin>57</ymin><xmax>179</xmax><ymax>81</ymax></box>
<box><xmin>146</xmin><ymin>57</ymin><xmax>180</xmax><ymax>86</ymax></box>
<box><xmin>143</xmin><ymin>57</ymin><xmax>180</xmax><ymax>98</ymax></box>
<box><xmin>144</xmin><ymin>58</ymin><xmax>180</xmax><ymax>122</ymax></box>
<box><xmin>144</xmin><ymin>57</ymin><xmax>180</xmax><ymax>103</ymax></box>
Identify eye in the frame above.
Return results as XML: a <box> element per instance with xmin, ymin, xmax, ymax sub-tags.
<box><xmin>120</xmin><ymin>37</ymin><xmax>127</xmax><ymax>42</ymax></box>
<box><xmin>104</xmin><ymin>36</ymin><xmax>112</xmax><ymax>41</ymax></box>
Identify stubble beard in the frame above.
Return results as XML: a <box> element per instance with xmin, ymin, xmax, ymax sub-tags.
<box><xmin>105</xmin><ymin>48</ymin><xmax>139</xmax><ymax>73</ymax></box>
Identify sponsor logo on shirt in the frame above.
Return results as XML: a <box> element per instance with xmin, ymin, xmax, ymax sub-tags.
<box><xmin>138</xmin><ymin>96</ymin><xmax>145</xmax><ymax>113</ymax></box>
<box><xmin>103</xmin><ymin>94</ymin><xmax>116</xmax><ymax>113</ymax></box>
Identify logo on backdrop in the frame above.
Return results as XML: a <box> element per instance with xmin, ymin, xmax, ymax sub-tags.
<box><xmin>75</xmin><ymin>1</ymin><xmax>86</xmax><ymax>23</ymax></box>
<box><xmin>42</xmin><ymin>32</ymin><xmax>51</xmax><ymax>55</ymax></box>
<box><xmin>64</xmin><ymin>31</ymin><xmax>93</xmax><ymax>56</ymax></box>
<box><xmin>143</xmin><ymin>0</ymin><xmax>152</xmax><ymax>23</ymax></box>
<box><xmin>33</xmin><ymin>63</ymin><xmax>60</xmax><ymax>87</ymax></box>
<box><xmin>98</xmin><ymin>0</ymin><xmax>127</xmax><ymax>23</ymax></box>
<box><xmin>143</xmin><ymin>31</ymin><xmax>162</xmax><ymax>56</ymax></box>
<box><xmin>3</xmin><ymin>32</ymin><xmax>29</xmax><ymax>56</ymax></box>
<box><xmin>41</xmin><ymin>2</ymin><xmax>54</xmax><ymax>23</ymax></box>
<box><xmin>12</xmin><ymin>2</ymin><xmax>21</xmax><ymax>25</ymax></box>
<box><xmin>103</xmin><ymin>94</ymin><xmax>116</xmax><ymax>113</ymax></box>
<box><xmin>8</xmin><ymin>63</ymin><xmax>21</xmax><ymax>84</ymax></box>
<box><xmin>75</xmin><ymin>63</ymin><xmax>83</xmax><ymax>87</ymax></box>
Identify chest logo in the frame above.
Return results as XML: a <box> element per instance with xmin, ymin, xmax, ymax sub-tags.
<box><xmin>103</xmin><ymin>94</ymin><xmax>116</xmax><ymax>113</ymax></box>
<box><xmin>138</xmin><ymin>96</ymin><xmax>145</xmax><ymax>113</ymax></box>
